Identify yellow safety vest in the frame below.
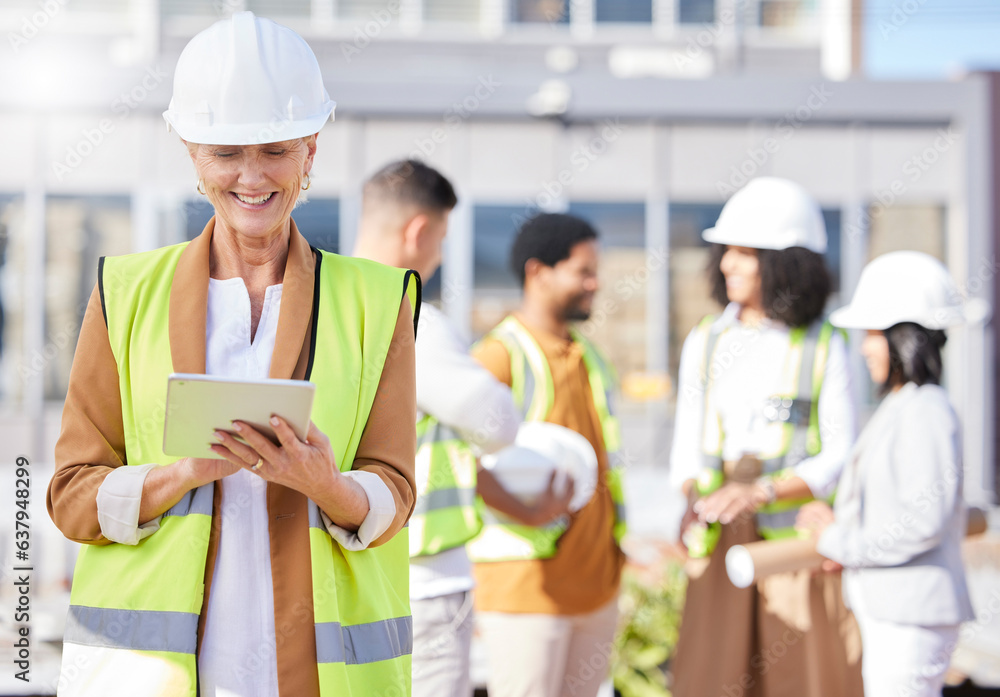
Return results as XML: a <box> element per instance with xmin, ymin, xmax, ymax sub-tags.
<box><xmin>467</xmin><ymin>316</ymin><xmax>627</xmax><ymax>563</ymax></box>
<box><xmin>696</xmin><ymin>315</ymin><xmax>835</xmax><ymax>540</ymax></box>
<box><xmin>409</xmin><ymin>416</ymin><xmax>481</xmax><ymax>557</ymax></box>
<box><xmin>59</xmin><ymin>242</ymin><xmax>418</xmax><ymax>696</ymax></box>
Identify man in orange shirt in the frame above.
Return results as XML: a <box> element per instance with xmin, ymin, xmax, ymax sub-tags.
<box><xmin>471</xmin><ymin>213</ymin><xmax>626</xmax><ymax>697</ymax></box>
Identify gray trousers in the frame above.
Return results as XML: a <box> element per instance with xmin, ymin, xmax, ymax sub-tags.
<box><xmin>412</xmin><ymin>590</ymin><xmax>475</xmax><ymax>697</ymax></box>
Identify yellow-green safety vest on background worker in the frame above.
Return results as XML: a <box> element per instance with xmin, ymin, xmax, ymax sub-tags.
<box><xmin>59</xmin><ymin>242</ymin><xmax>418</xmax><ymax>697</ymax></box>
<box><xmin>696</xmin><ymin>315</ymin><xmax>836</xmax><ymax>541</ymax></box>
<box><xmin>467</xmin><ymin>316</ymin><xmax>627</xmax><ymax>563</ymax></box>
<box><xmin>409</xmin><ymin>416</ymin><xmax>481</xmax><ymax>557</ymax></box>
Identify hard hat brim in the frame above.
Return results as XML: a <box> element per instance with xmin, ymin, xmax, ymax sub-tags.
<box><xmin>163</xmin><ymin>103</ymin><xmax>335</xmax><ymax>146</ymax></box>
<box><xmin>701</xmin><ymin>226</ymin><xmax>827</xmax><ymax>254</ymax></box>
<box><xmin>829</xmin><ymin>303</ymin><xmax>980</xmax><ymax>331</ymax></box>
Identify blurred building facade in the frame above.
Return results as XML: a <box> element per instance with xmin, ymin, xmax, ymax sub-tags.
<box><xmin>0</xmin><ymin>0</ymin><xmax>996</xmax><ymax>507</ymax></box>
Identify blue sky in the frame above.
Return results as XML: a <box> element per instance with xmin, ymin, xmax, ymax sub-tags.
<box><xmin>864</xmin><ymin>0</ymin><xmax>1000</xmax><ymax>79</ymax></box>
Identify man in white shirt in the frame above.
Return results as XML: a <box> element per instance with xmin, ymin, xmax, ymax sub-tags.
<box><xmin>353</xmin><ymin>159</ymin><xmax>519</xmax><ymax>697</ymax></box>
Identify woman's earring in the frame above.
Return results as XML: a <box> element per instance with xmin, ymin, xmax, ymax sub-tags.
<box><xmin>197</xmin><ymin>179</ymin><xmax>206</xmax><ymax>196</ymax></box>
<box><xmin>301</xmin><ymin>173</ymin><xmax>311</xmax><ymax>191</ymax></box>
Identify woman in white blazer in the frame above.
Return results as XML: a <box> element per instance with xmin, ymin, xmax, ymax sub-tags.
<box><xmin>799</xmin><ymin>250</ymin><xmax>978</xmax><ymax>697</ymax></box>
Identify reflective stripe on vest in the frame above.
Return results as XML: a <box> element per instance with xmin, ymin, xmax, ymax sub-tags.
<box><xmin>467</xmin><ymin>316</ymin><xmax>627</xmax><ymax>563</ymax></box>
<box><xmin>314</xmin><ymin>617</ymin><xmax>413</xmax><ymax>665</ymax></box>
<box><xmin>696</xmin><ymin>315</ymin><xmax>835</xmax><ymax>540</ymax></box>
<box><xmin>160</xmin><ymin>484</ymin><xmax>213</xmax><ymax>519</ymax></box>
<box><xmin>61</xmin><ymin>244</ymin><xmax>417</xmax><ymax>697</ymax></box>
<box><xmin>65</xmin><ymin>605</ymin><xmax>198</xmax><ymax>654</ymax></box>
<box><xmin>409</xmin><ymin>417</ymin><xmax>481</xmax><ymax>557</ymax></box>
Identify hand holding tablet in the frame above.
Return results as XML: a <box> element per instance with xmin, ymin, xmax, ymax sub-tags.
<box><xmin>163</xmin><ymin>373</ymin><xmax>315</xmax><ymax>460</ymax></box>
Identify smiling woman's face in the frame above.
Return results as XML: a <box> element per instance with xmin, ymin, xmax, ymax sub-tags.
<box><xmin>187</xmin><ymin>136</ymin><xmax>317</xmax><ymax>240</ymax></box>
<box><xmin>719</xmin><ymin>245</ymin><xmax>763</xmax><ymax>309</ymax></box>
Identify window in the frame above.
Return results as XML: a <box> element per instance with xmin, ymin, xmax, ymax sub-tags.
<box><xmin>45</xmin><ymin>195</ymin><xmax>132</xmax><ymax>400</ymax></box>
<box><xmin>678</xmin><ymin>0</ymin><xmax>715</xmax><ymax>23</ymax></box>
<box><xmin>184</xmin><ymin>198</ymin><xmax>215</xmax><ymax>241</ymax></box>
<box><xmin>290</xmin><ymin>199</ymin><xmax>341</xmax><ymax>253</ymax></box>
<box><xmin>184</xmin><ymin>198</ymin><xmax>339</xmax><ymax>253</ymax></box>
<box><xmin>668</xmin><ymin>203</ymin><xmax>722</xmax><ymax>376</ymax></box>
<box><xmin>424</xmin><ymin>0</ymin><xmax>481</xmax><ymax>23</ymax></box>
<box><xmin>569</xmin><ymin>202</ymin><xmax>648</xmax><ymax>376</ymax></box>
<box><xmin>338</xmin><ymin>0</ymin><xmax>396</xmax><ymax>20</ymax></box>
<box><xmin>511</xmin><ymin>0</ymin><xmax>570</xmax><ymax>24</ymax></box>
<box><xmin>421</xmin><ymin>268</ymin><xmax>442</xmax><ymax>304</ymax></box>
<box><xmin>161</xmin><ymin>0</ymin><xmax>219</xmax><ymax>15</ymax></box>
<box><xmin>473</xmin><ymin>205</ymin><xmax>526</xmax><ymax>291</ymax></box>
<box><xmin>247</xmin><ymin>0</ymin><xmax>312</xmax><ymax>17</ymax></box>
<box><xmin>822</xmin><ymin>208</ymin><xmax>842</xmax><ymax>295</ymax></box>
<box><xmin>866</xmin><ymin>204</ymin><xmax>945</xmax><ymax>263</ymax></box>
<box><xmin>595</xmin><ymin>0</ymin><xmax>652</xmax><ymax>22</ymax></box>
<box><xmin>0</xmin><ymin>195</ymin><xmax>23</xmax><ymax>405</ymax></box>
<box><xmin>759</xmin><ymin>0</ymin><xmax>804</xmax><ymax>27</ymax></box>
<box><xmin>471</xmin><ymin>204</ymin><xmax>533</xmax><ymax>338</ymax></box>
<box><xmin>568</xmin><ymin>201</ymin><xmax>645</xmax><ymax>248</ymax></box>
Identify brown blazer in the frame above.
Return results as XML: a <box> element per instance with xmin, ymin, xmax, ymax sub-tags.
<box><xmin>46</xmin><ymin>219</ymin><xmax>417</xmax><ymax>696</ymax></box>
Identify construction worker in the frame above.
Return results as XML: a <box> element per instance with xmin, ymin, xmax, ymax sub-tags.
<box><xmin>799</xmin><ymin>251</ymin><xmax>977</xmax><ymax>697</ymax></box>
<box><xmin>669</xmin><ymin>177</ymin><xmax>863</xmax><ymax>696</ymax></box>
<box><xmin>352</xmin><ymin>159</ymin><xmax>519</xmax><ymax>697</ymax></box>
<box><xmin>470</xmin><ymin>212</ymin><xmax>627</xmax><ymax>697</ymax></box>
<box><xmin>46</xmin><ymin>13</ymin><xmax>417</xmax><ymax>696</ymax></box>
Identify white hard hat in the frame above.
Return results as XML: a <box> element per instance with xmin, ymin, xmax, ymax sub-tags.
<box><xmin>163</xmin><ymin>11</ymin><xmax>335</xmax><ymax>145</ymax></box>
<box><xmin>480</xmin><ymin>422</ymin><xmax>598</xmax><ymax>513</ymax></box>
<box><xmin>703</xmin><ymin>177</ymin><xmax>827</xmax><ymax>254</ymax></box>
<box><xmin>831</xmin><ymin>251</ymin><xmax>989</xmax><ymax>330</ymax></box>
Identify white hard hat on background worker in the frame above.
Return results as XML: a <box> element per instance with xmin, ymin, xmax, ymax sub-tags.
<box><xmin>163</xmin><ymin>11</ymin><xmax>336</xmax><ymax>144</ymax></box>
<box><xmin>703</xmin><ymin>177</ymin><xmax>827</xmax><ymax>253</ymax></box>
<box><xmin>830</xmin><ymin>250</ymin><xmax>990</xmax><ymax>330</ymax></box>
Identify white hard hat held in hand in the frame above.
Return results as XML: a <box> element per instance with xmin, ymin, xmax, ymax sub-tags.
<box><xmin>830</xmin><ymin>250</ymin><xmax>990</xmax><ymax>330</ymax></box>
<box><xmin>163</xmin><ymin>11</ymin><xmax>336</xmax><ymax>145</ymax></box>
<box><xmin>480</xmin><ymin>422</ymin><xmax>599</xmax><ymax>513</ymax></box>
<box><xmin>703</xmin><ymin>177</ymin><xmax>827</xmax><ymax>253</ymax></box>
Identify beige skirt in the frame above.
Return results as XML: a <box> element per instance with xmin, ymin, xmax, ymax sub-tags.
<box><xmin>671</xmin><ymin>517</ymin><xmax>863</xmax><ymax>697</ymax></box>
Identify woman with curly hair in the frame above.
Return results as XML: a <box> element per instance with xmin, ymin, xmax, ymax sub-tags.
<box><xmin>669</xmin><ymin>177</ymin><xmax>863</xmax><ymax>696</ymax></box>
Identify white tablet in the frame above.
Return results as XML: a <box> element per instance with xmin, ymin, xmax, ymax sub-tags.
<box><xmin>163</xmin><ymin>373</ymin><xmax>316</xmax><ymax>459</ymax></box>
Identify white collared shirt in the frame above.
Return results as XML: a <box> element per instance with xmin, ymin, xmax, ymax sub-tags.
<box><xmin>95</xmin><ymin>277</ymin><xmax>395</xmax><ymax>696</ymax></box>
<box><xmin>668</xmin><ymin>303</ymin><xmax>856</xmax><ymax>500</ymax></box>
